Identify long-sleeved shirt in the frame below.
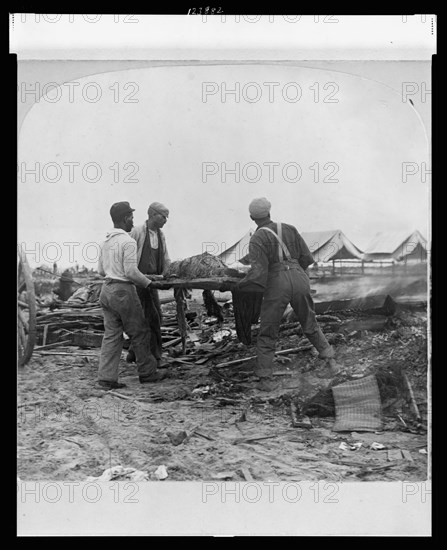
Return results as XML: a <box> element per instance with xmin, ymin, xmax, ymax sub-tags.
<box><xmin>238</xmin><ymin>220</ymin><xmax>315</xmax><ymax>292</ymax></box>
<box><xmin>97</xmin><ymin>229</ymin><xmax>150</xmax><ymax>288</ymax></box>
<box><xmin>130</xmin><ymin>223</ymin><xmax>171</xmax><ymax>273</ymax></box>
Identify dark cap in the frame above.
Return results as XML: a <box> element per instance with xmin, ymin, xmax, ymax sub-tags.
<box><xmin>110</xmin><ymin>201</ymin><xmax>135</xmax><ymax>222</ymax></box>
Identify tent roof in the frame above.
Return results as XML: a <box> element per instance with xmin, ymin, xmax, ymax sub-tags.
<box><xmin>219</xmin><ymin>228</ymin><xmax>364</xmax><ymax>263</ymax></box>
<box><xmin>364</xmin><ymin>230</ymin><xmax>427</xmax><ymax>255</ymax></box>
<box><xmin>300</xmin><ymin>230</ymin><xmax>341</xmax><ymax>252</ymax></box>
<box><xmin>301</xmin><ymin>230</ymin><xmax>364</xmax><ymax>260</ymax></box>
<box><xmin>218</xmin><ymin>228</ymin><xmax>255</xmax><ymax>264</ymax></box>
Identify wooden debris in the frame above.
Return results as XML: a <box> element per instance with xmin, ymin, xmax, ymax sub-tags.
<box><xmin>402</xmin><ymin>371</ymin><xmax>422</xmax><ymax>420</ymax></box>
<box><xmin>34</xmin><ymin>340</ymin><xmax>73</xmax><ymax>351</ymax></box>
<box><xmin>232</xmin><ymin>430</ymin><xmax>293</xmax><ymax>445</ymax></box>
<box><xmin>42</xmin><ymin>324</ymin><xmax>49</xmax><ymax>346</ymax></box>
<box><xmin>17</xmin><ymin>400</ymin><xmax>44</xmax><ymax>408</ymax></box>
<box><xmin>401</xmin><ymin>450</ymin><xmax>414</xmax><ymax>462</ymax></box>
<box><xmin>212</xmin><ymin>471</ymin><xmax>237</xmax><ymax>480</ymax></box>
<box><xmin>190</xmin><ymin>429</ymin><xmax>215</xmax><ymax>441</ymax></box>
<box><xmin>240</xmin><ymin>467</ymin><xmax>254</xmax><ymax>481</ymax></box>
<box><xmin>150</xmin><ymin>277</ymin><xmax>241</xmax><ymax>291</ymax></box>
<box><xmin>316</xmin><ymin>314</ymin><xmax>342</xmax><ymax>323</ymax></box>
<box><xmin>215</xmin><ymin>344</ymin><xmax>312</xmax><ymax>369</ymax></box>
<box><xmin>34</xmin><ymin>350</ymin><xmax>98</xmax><ymax>357</ymax></box>
<box><xmin>162</xmin><ymin>337</ymin><xmax>182</xmax><ymax>349</ymax></box>
<box><xmin>315</xmin><ymin>294</ymin><xmax>397</xmax><ymax>315</ymax></box>
<box><xmin>174</xmin><ymin>288</ymin><xmax>188</xmax><ymax>354</ymax></box>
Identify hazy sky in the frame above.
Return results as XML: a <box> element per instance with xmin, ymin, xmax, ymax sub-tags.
<box><xmin>18</xmin><ymin>61</ymin><xmax>430</xmax><ymax>267</ymax></box>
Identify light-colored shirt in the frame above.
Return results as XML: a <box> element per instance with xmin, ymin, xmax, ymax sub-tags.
<box><xmin>97</xmin><ymin>229</ymin><xmax>150</xmax><ymax>288</ymax></box>
<box><xmin>130</xmin><ymin>223</ymin><xmax>171</xmax><ymax>272</ymax></box>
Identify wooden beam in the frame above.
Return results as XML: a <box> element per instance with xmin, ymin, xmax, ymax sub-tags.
<box><xmin>149</xmin><ymin>277</ymin><xmax>242</xmax><ymax>291</ymax></box>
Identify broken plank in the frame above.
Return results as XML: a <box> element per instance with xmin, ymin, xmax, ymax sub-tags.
<box><xmin>164</xmin><ymin>357</ymin><xmax>195</xmax><ymax>366</ymax></box>
<box><xmin>42</xmin><ymin>324</ymin><xmax>49</xmax><ymax>346</ymax></box>
<box><xmin>401</xmin><ymin>450</ymin><xmax>414</xmax><ymax>462</ymax></box>
<box><xmin>34</xmin><ymin>339</ymin><xmax>72</xmax><ymax>351</ymax></box>
<box><xmin>162</xmin><ymin>337</ymin><xmax>182</xmax><ymax>348</ymax></box>
<box><xmin>402</xmin><ymin>371</ymin><xmax>422</xmax><ymax>421</ymax></box>
<box><xmin>215</xmin><ymin>345</ymin><xmax>312</xmax><ymax>369</ymax></box>
<box><xmin>194</xmin><ymin>357</ymin><xmax>210</xmax><ymax>365</ymax></box>
<box><xmin>233</xmin><ymin>430</ymin><xmax>294</xmax><ymax>445</ymax></box>
<box><xmin>34</xmin><ymin>350</ymin><xmax>98</xmax><ymax>356</ymax></box>
<box><xmin>191</xmin><ymin>429</ymin><xmax>215</xmax><ymax>441</ymax></box>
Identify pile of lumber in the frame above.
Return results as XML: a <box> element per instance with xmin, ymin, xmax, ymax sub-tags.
<box><xmin>35</xmin><ymin>305</ymin><xmax>104</xmax><ymax>349</ymax></box>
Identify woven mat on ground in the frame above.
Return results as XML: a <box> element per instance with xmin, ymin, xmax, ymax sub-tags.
<box><xmin>332</xmin><ymin>374</ymin><xmax>383</xmax><ymax>432</ymax></box>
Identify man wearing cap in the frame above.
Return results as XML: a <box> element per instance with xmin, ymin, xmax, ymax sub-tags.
<box><xmin>127</xmin><ymin>202</ymin><xmax>171</xmax><ymax>366</ymax></box>
<box><xmin>235</xmin><ymin>197</ymin><xmax>340</xmax><ymax>390</ymax></box>
<box><xmin>96</xmin><ymin>201</ymin><xmax>167</xmax><ymax>389</ymax></box>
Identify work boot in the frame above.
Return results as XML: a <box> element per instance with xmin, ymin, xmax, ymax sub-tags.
<box><xmin>126</xmin><ymin>350</ymin><xmax>136</xmax><ymax>363</ymax></box>
<box><xmin>139</xmin><ymin>371</ymin><xmax>168</xmax><ymax>384</ymax></box>
<box><xmin>315</xmin><ymin>358</ymin><xmax>342</xmax><ymax>379</ymax></box>
<box><xmin>98</xmin><ymin>380</ymin><xmax>127</xmax><ymax>390</ymax></box>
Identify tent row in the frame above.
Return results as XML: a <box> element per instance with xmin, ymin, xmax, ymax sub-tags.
<box><xmin>219</xmin><ymin>229</ymin><xmax>427</xmax><ymax>266</ymax></box>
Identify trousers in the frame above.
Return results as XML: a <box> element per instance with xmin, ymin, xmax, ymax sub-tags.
<box><xmin>127</xmin><ymin>286</ymin><xmax>163</xmax><ymax>363</ymax></box>
<box><xmin>97</xmin><ymin>281</ymin><xmax>157</xmax><ymax>382</ymax></box>
<box><xmin>255</xmin><ymin>265</ymin><xmax>334</xmax><ymax>378</ymax></box>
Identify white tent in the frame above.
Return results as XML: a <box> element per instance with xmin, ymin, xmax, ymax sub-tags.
<box><xmin>363</xmin><ymin>229</ymin><xmax>427</xmax><ymax>262</ymax></box>
<box><xmin>219</xmin><ymin>227</ymin><xmax>364</xmax><ymax>265</ymax></box>
<box><xmin>218</xmin><ymin>228</ymin><xmax>255</xmax><ymax>266</ymax></box>
<box><xmin>300</xmin><ymin>230</ymin><xmax>364</xmax><ymax>262</ymax></box>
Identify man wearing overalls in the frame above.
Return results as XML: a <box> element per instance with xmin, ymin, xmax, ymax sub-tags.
<box><xmin>237</xmin><ymin>197</ymin><xmax>340</xmax><ymax>390</ymax></box>
<box><xmin>128</xmin><ymin>202</ymin><xmax>171</xmax><ymax>367</ymax></box>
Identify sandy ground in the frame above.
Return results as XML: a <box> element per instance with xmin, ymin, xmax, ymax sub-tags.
<box><xmin>17</xmin><ymin>293</ymin><xmax>428</xmax><ymax>482</ymax></box>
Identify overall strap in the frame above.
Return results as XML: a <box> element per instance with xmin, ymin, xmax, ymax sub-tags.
<box><xmin>258</xmin><ymin>224</ymin><xmax>292</xmax><ymax>262</ymax></box>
